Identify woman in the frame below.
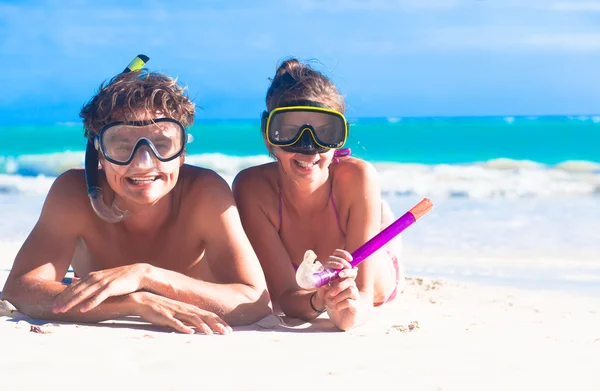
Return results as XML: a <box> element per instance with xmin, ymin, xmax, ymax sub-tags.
<box><xmin>233</xmin><ymin>58</ymin><xmax>403</xmax><ymax>331</ymax></box>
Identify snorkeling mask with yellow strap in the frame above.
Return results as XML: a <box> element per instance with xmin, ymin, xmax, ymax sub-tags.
<box><xmin>84</xmin><ymin>54</ymin><xmax>192</xmax><ymax>223</ymax></box>
<box><xmin>262</xmin><ymin>100</ymin><xmax>349</xmax><ymax>155</ymax></box>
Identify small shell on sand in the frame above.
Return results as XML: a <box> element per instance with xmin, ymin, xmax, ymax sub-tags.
<box><xmin>390</xmin><ymin>320</ymin><xmax>420</xmax><ymax>333</ymax></box>
<box><xmin>15</xmin><ymin>320</ymin><xmax>54</xmax><ymax>334</ymax></box>
<box><xmin>29</xmin><ymin>325</ymin><xmax>53</xmax><ymax>334</ymax></box>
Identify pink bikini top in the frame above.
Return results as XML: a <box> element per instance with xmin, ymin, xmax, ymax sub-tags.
<box><xmin>278</xmin><ymin>148</ymin><xmax>350</xmax><ymax>270</ymax></box>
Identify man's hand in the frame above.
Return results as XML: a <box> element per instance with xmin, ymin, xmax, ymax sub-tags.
<box><xmin>52</xmin><ymin>263</ymin><xmax>150</xmax><ymax>314</ymax></box>
<box><xmin>131</xmin><ymin>291</ymin><xmax>232</xmax><ymax>335</ymax></box>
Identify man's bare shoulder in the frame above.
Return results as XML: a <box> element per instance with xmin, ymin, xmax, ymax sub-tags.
<box><xmin>46</xmin><ymin>169</ymin><xmax>90</xmax><ymax>209</ymax></box>
<box><xmin>179</xmin><ymin>164</ymin><xmax>231</xmax><ymax>195</ymax></box>
<box><xmin>176</xmin><ymin>164</ymin><xmax>239</xmax><ymax>218</ymax></box>
<box><xmin>35</xmin><ymin>168</ymin><xmax>91</xmax><ymax>233</ymax></box>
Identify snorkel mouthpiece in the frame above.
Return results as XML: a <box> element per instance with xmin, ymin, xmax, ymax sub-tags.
<box><xmin>296</xmin><ymin>250</ymin><xmax>338</xmax><ymax>289</ymax></box>
<box><xmin>84</xmin><ymin>54</ymin><xmax>149</xmax><ymax>223</ymax></box>
<box><xmin>87</xmin><ymin>185</ymin><xmax>130</xmax><ymax>223</ymax></box>
<box><xmin>295</xmin><ymin>198</ymin><xmax>433</xmax><ymax>289</ymax></box>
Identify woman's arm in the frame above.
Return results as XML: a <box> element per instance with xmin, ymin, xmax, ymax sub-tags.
<box><xmin>325</xmin><ymin>159</ymin><xmax>385</xmax><ymax>329</ymax></box>
<box><xmin>232</xmin><ymin>167</ymin><xmax>325</xmax><ymax>321</ymax></box>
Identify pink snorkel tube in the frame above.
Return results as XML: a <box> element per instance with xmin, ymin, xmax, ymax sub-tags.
<box><xmin>296</xmin><ymin>198</ymin><xmax>433</xmax><ymax>289</ymax></box>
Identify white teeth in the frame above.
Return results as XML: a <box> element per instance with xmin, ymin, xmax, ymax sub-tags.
<box><xmin>295</xmin><ymin>160</ymin><xmax>317</xmax><ymax>168</ymax></box>
<box><xmin>129</xmin><ymin>176</ymin><xmax>157</xmax><ymax>184</ymax></box>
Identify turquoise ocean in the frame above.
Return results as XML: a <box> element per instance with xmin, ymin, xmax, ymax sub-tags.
<box><xmin>1</xmin><ymin>115</ymin><xmax>599</xmax><ymax>295</ymax></box>
<box><xmin>2</xmin><ymin>115</ymin><xmax>599</xmax><ymax>170</ymax></box>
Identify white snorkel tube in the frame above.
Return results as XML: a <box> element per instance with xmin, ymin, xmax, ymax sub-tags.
<box><xmin>83</xmin><ymin>54</ymin><xmax>150</xmax><ymax>223</ymax></box>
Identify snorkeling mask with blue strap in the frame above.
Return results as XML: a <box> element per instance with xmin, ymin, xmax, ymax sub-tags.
<box><xmin>84</xmin><ymin>54</ymin><xmax>192</xmax><ymax>223</ymax></box>
<box><xmin>262</xmin><ymin>100</ymin><xmax>349</xmax><ymax>155</ymax></box>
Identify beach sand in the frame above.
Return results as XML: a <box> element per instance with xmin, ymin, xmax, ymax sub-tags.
<box><xmin>1</xmin><ymin>274</ymin><xmax>599</xmax><ymax>391</ymax></box>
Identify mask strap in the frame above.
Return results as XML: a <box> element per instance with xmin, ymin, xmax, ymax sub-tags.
<box><xmin>85</xmin><ymin>139</ymin><xmax>99</xmax><ymax>191</ymax></box>
<box><xmin>83</xmin><ymin>53</ymin><xmax>150</xmax><ymax>223</ymax></box>
<box><xmin>332</xmin><ymin>148</ymin><xmax>351</xmax><ymax>163</ymax></box>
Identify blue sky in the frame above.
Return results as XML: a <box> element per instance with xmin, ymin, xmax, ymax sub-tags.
<box><xmin>1</xmin><ymin>0</ymin><xmax>599</xmax><ymax>122</ymax></box>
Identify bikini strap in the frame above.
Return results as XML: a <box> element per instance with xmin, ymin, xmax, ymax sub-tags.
<box><xmin>278</xmin><ymin>186</ymin><xmax>283</xmax><ymax>232</ymax></box>
<box><xmin>329</xmin><ymin>175</ymin><xmax>346</xmax><ymax>236</ymax></box>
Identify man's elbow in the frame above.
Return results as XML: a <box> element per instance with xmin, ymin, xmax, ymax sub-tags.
<box><xmin>1</xmin><ymin>277</ymin><xmax>22</xmax><ymax>305</ymax></box>
<box><xmin>1</xmin><ymin>278</ymin><xmax>31</xmax><ymax>315</ymax></box>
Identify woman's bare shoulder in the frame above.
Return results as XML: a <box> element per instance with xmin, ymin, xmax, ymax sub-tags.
<box><xmin>332</xmin><ymin>157</ymin><xmax>379</xmax><ymax>188</ymax></box>
<box><xmin>232</xmin><ymin>162</ymin><xmax>279</xmax><ymax>200</ymax></box>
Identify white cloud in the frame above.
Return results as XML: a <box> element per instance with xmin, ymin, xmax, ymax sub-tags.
<box><xmin>289</xmin><ymin>0</ymin><xmax>600</xmax><ymax>13</ymax></box>
<box><xmin>334</xmin><ymin>28</ymin><xmax>600</xmax><ymax>55</ymax></box>
<box><xmin>427</xmin><ymin>29</ymin><xmax>600</xmax><ymax>53</ymax></box>
<box><xmin>290</xmin><ymin>0</ymin><xmax>461</xmax><ymax>12</ymax></box>
<box><xmin>544</xmin><ymin>1</ymin><xmax>600</xmax><ymax>11</ymax></box>
<box><xmin>524</xmin><ymin>33</ymin><xmax>600</xmax><ymax>51</ymax></box>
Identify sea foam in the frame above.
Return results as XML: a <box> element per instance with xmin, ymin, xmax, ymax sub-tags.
<box><xmin>0</xmin><ymin>152</ymin><xmax>598</xmax><ymax>199</ymax></box>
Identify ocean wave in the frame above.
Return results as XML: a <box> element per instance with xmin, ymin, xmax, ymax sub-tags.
<box><xmin>0</xmin><ymin>152</ymin><xmax>598</xmax><ymax>198</ymax></box>
<box><xmin>0</xmin><ymin>152</ymin><xmax>85</xmax><ymax>177</ymax></box>
<box><xmin>375</xmin><ymin>160</ymin><xmax>599</xmax><ymax>199</ymax></box>
<box><xmin>0</xmin><ymin>174</ymin><xmax>55</xmax><ymax>195</ymax></box>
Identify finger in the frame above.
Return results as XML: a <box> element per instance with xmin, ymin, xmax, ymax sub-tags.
<box><xmin>338</xmin><ymin>267</ymin><xmax>358</xmax><ymax>280</ymax></box>
<box><xmin>326</xmin><ymin>276</ymin><xmax>357</xmax><ymax>297</ymax></box>
<box><xmin>327</xmin><ymin>284</ymin><xmax>360</xmax><ymax>306</ymax></box>
<box><xmin>328</xmin><ymin>298</ymin><xmax>359</xmax><ymax>313</ymax></box>
<box><xmin>178</xmin><ymin>314</ymin><xmax>213</xmax><ymax>335</ymax></box>
<box><xmin>329</xmin><ymin>284</ymin><xmax>360</xmax><ymax>306</ymax></box>
<box><xmin>202</xmin><ymin>314</ymin><xmax>232</xmax><ymax>335</ymax></box>
<box><xmin>54</xmin><ymin>280</ymin><xmax>102</xmax><ymax>313</ymax></box>
<box><xmin>79</xmin><ymin>288</ymin><xmax>113</xmax><ymax>313</ymax></box>
<box><xmin>57</xmin><ymin>282</ymin><xmax>105</xmax><ymax>313</ymax></box>
<box><xmin>195</xmin><ymin>323</ymin><xmax>214</xmax><ymax>335</ymax></box>
<box><xmin>166</xmin><ymin>316</ymin><xmax>195</xmax><ymax>334</ymax></box>
<box><xmin>332</xmin><ymin>249</ymin><xmax>353</xmax><ymax>263</ymax></box>
<box><xmin>53</xmin><ymin>286</ymin><xmax>74</xmax><ymax>312</ymax></box>
<box><xmin>323</xmin><ymin>256</ymin><xmax>352</xmax><ymax>270</ymax></box>
<box><xmin>54</xmin><ymin>273</ymin><xmax>101</xmax><ymax>306</ymax></box>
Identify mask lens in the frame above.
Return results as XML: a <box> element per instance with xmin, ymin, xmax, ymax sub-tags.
<box><xmin>100</xmin><ymin>119</ymin><xmax>185</xmax><ymax>164</ymax></box>
<box><xmin>267</xmin><ymin>108</ymin><xmax>346</xmax><ymax>148</ymax></box>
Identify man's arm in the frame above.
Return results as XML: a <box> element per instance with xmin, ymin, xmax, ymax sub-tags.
<box><xmin>1</xmin><ymin>170</ymin><xmax>137</xmax><ymax>321</ymax></box>
<box><xmin>139</xmin><ymin>170</ymin><xmax>272</xmax><ymax>326</ymax></box>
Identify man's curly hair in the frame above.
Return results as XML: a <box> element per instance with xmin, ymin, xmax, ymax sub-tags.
<box><xmin>80</xmin><ymin>69</ymin><xmax>195</xmax><ymax>138</ymax></box>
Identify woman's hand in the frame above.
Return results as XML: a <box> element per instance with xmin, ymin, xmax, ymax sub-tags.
<box><xmin>321</xmin><ymin>249</ymin><xmax>360</xmax><ymax>313</ymax></box>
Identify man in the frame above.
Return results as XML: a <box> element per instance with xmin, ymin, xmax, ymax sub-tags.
<box><xmin>1</xmin><ymin>56</ymin><xmax>271</xmax><ymax>334</ymax></box>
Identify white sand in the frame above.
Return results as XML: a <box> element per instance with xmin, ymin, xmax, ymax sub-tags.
<box><xmin>1</xmin><ymin>275</ymin><xmax>599</xmax><ymax>391</ymax></box>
